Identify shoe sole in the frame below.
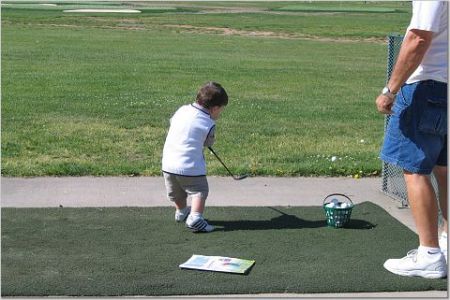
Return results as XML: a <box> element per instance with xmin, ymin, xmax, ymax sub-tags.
<box><xmin>384</xmin><ymin>264</ymin><xmax>447</xmax><ymax>279</ymax></box>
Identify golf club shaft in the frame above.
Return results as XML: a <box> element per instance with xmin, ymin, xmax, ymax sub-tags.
<box><xmin>208</xmin><ymin>147</ymin><xmax>238</xmax><ymax>179</ymax></box>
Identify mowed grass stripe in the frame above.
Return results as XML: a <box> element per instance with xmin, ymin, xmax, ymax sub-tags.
<box><xmin>2</xmin><ymin>3</ymin><xmax>410</xmax><ymax>176</ymax></box>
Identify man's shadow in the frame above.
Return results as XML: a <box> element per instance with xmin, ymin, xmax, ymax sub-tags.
<box><xmin>209</xmin><ymin>207</ymin><xmax>376</xmax><ymax>232</ymax></box>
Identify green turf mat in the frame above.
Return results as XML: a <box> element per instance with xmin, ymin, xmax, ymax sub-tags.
<box><xmin>1</xmin><ymin>202</ymin><xmax>446</xmax><ymax>296</ymax></box>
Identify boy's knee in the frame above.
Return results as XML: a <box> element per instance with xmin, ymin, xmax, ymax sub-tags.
<box><xmin>190</xmin><ymin>191</ymin><xmax>209</xmax><ymax>202</ymax></box>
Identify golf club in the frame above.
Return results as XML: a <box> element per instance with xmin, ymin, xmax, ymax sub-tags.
<box><xmin>208</xmin><ymin>147</ymin><xmax>248</xmax><ymax>180</ymax></box>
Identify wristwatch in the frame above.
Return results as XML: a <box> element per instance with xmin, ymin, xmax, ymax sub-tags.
<box><xmin>382</xmin><ymin>86</ymin><xmax>396</xmax><ymax>100</ymax></box>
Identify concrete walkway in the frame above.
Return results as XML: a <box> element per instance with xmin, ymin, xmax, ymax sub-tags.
<box><xmin>1</xmin><ymin>176</ymin><xmax>447</xmax><ymax>298</ymax></box>
<box><xmin>1</xmin><ymin>176</ymin><xmax>417</xmax><ymax>232</ymax></box>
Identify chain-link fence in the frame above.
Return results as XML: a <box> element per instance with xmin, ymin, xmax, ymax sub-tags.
<box><xmin>381</xmin><ymin>34</ymin><xmax>439</xmax><ymax>207</ymax></box>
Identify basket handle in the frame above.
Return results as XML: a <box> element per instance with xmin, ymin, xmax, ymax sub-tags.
<box><xmin>323</xmin><ymin>193</ymin><xmax>353</xmax><ymax>206</ymax></box>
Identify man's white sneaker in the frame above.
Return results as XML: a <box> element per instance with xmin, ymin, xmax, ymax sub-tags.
<box><xmin>383</xmin><ymin>249</ymin><xmax>447</xmax><ymax>279</ymax></box>
<box><xmin>186</xmin><ymin>215</ymin><xmax>214</xmax><ymax>232</ymax></box>
<box><xmin>175</xmin><ymin>207</ymin><xmax>190</xmax><ymax>222</ymax></box>
<box><xmin>439</xmin><ymin>232</ymin><xmax>448</xmax><ymax>263</ymax></box>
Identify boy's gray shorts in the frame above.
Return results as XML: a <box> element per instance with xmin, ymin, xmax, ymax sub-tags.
<box><xmin>163</xmin><ymin>172</ymin><xmax>209</xmax><ymax>202</ymax></box>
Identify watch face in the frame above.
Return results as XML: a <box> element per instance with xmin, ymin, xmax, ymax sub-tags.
<box><xmin>382</xmin><ymin>87</ymin><xmax>389</xmax><ymax>94</ymax></box>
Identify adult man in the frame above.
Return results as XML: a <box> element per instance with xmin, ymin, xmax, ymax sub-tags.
<box><xmin>376</xmin><ymin>1</ymin><xmax>448</xmax><ymax>279</ymax></box>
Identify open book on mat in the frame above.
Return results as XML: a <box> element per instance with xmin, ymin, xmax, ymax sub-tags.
<box><xmin>179</xmin><ymin>254</ymin><xmax>255</xmax><ymax>274</ymax></box>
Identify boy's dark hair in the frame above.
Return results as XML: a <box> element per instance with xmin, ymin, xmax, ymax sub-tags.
<box><xmin>196</xmin><ymin>82</ymin><xmax>228</xmax><ymax>109</ymax></box>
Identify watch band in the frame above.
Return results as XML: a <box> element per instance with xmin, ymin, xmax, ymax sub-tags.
<box><xmin>382</xmin><ymin>86</ymin><xmax>396</xmax><ymax>100</ymax></box>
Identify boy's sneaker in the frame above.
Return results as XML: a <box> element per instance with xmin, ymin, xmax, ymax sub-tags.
<box><xmin>439</xmin><ymin>232</ymin><xmax>448</xmax><ymax>263</ymax></box>
<box><xmin>186</xmin><ymin>215</ymin><xmax>214</xmax><ymax>233</ymax></box>
<box><xmin>175</xmin><ymin>207</ymin><xmax>190</xmax><ymax>222</ymax></box>
<box><xmin>383</xmin><ymin>249</ymin><xmax>447</xmax><ymax>279</ymax></box>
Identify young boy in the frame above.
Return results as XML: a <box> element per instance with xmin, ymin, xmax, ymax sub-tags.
<box><xmin>162</xmin><ymin>82</ymin><xmax>228</xmax><ymax>232</ymax></box>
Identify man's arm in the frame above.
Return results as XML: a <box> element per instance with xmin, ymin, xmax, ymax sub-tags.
<box><xmin>376</xmin><ymin>29</ymin><xmax>433</xmax><ymax>114</ymax></box>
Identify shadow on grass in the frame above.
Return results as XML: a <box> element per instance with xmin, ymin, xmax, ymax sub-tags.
<box><xmin>210</xmin><ymin>207</ymin><xmax>376</xmax><ymax>232</ymax></box>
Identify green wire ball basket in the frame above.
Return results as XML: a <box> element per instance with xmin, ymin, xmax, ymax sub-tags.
<box><xmin>323</xmin><ymin>193</ymin><xmax>354</xmax><ymax>228</ymax></box>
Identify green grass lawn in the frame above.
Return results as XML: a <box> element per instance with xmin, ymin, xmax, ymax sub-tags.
<box><xmin>2</xmin><ymin>203</ymin><xmax>447</xmax><ymax>296</ymax></box>
<box><xmin>1</xmin><ymin>1</ymin><xmax>411</xmax><ymax>177</ymax></box>
<box><xmin>273</xmin><ymin>3</ymin><xmax>404</xmax><ymax>13</ymax></box>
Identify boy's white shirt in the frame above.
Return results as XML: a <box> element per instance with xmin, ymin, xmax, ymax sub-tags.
<box><xmin>406</xmin><ymin>1</ymin><xmax>448</xmax><ymax>84</ymax></box>
<box><xmin>162</xmin><ymin>103</ymin><xmax>215</xmax><ymax>176</ymax></box>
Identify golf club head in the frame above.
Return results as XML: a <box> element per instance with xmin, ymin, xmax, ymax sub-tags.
<box><xmin>234</xmin><ymin>174</ymin><xmax>249</xmax><ymax>181</ymax></box>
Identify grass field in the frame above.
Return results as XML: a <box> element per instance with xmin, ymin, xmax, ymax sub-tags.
<box><xmin>1</xmin><ymin>1</ymin><xmax>411</xmax><ymax>177</ymax></box>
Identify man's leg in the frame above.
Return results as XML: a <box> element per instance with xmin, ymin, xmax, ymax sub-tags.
<box><xmin>433</xmin><ymin>166</ymin><xmax>448</xmax><ymax>234</ymax></box>
<box><xmin>382</xmin><ymin>170</ymin><xmax>446</xmax><ymax>278</ymax></box>
<box><xmin>434</xmin><ymin>166</ymin><xmax>448</xmax><ymax>262</ymax></box>
<box><xmin>404</xmin><ymin>171</ymin><xmax>439</xmax><ymax>247</ymax></box>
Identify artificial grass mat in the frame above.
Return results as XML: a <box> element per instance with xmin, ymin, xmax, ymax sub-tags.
<box><xmin>1</xmin><ymin>202</ymin><xmax>447</xmax><ymax>296</ymax></box>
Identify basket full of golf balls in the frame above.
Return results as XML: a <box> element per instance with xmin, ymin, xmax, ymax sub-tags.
<box><xmin>323</xmin><ymin>193</ymin><xmax>354</xmax><ymax>228</ymax></box>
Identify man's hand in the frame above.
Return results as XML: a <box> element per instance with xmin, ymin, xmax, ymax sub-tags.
<box><xmin>376</xmin><ymin>94</ymin><xmax>395</xmax><ymax>115</ymax></box>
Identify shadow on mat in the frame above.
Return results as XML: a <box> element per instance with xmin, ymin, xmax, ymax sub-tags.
<box><xmin>210</xmin><ymin>207</ymin><xmax>376</xmax><ymax>231</ymax></box>
<box><xmin>345</xmin><ymin>219</ymin><xmax>377</xmax><ymax>229</ymax></box>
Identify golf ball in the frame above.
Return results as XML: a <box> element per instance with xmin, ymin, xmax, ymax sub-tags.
<box><xmin>326</xmin><ymin>202</ymin><xmax>335</xmax><ymax>208</ymax></box>
<box><xmin>331</xmin><ymin>156</ymin><xmax>337</xmax><ymax>162</ymax></box>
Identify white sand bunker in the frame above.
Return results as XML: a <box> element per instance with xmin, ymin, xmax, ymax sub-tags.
<box><xmin>64</xmin><ymin>9</ymin><xmax>141</xmax><ymax>13</ymax></box>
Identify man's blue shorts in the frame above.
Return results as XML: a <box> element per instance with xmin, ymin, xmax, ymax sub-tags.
<box><xmin>380</xmin><ymin>80</ymin><xmax>447</xmax><ymax>175</ymax></box>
